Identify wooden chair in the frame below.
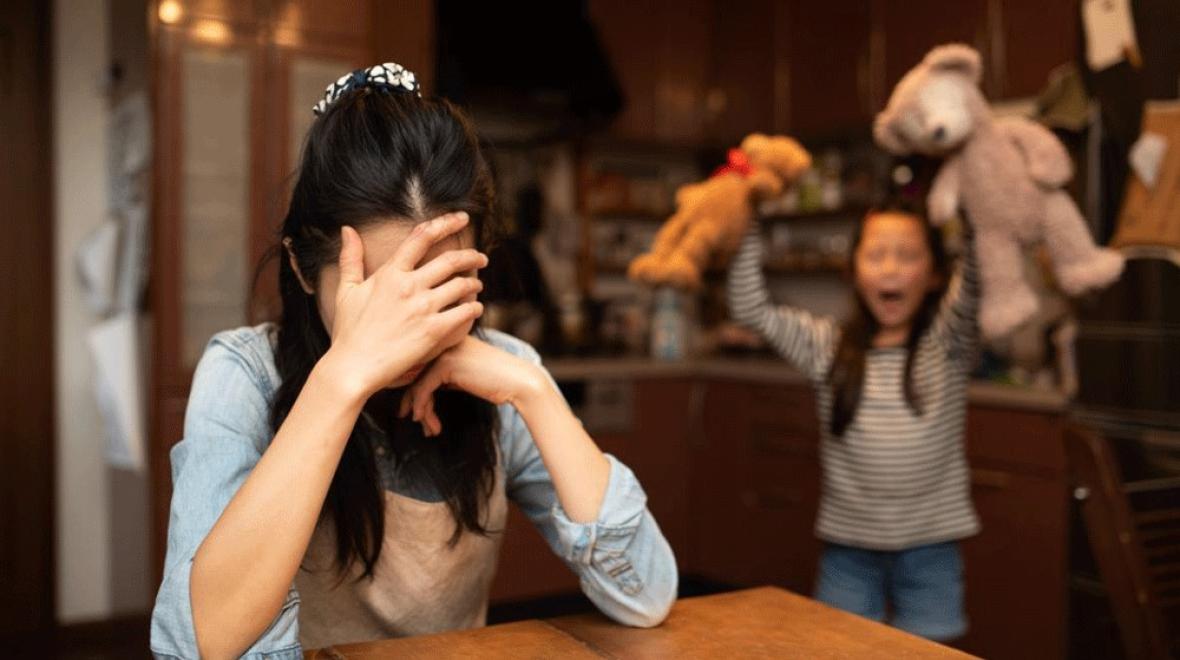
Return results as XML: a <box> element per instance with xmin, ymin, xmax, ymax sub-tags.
<box><xmin>1066</xmin><ymin>423</ymin><xmax>1180</xmax><ymax>659</ymax></box>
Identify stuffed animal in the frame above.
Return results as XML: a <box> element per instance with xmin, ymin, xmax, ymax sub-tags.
<box><xmin>628</xmin><ymin>134</ymin><xmax>812</xmax><ymax>290</ymax></box>
<box><xmin>874</xmin><ymin>44</ymin><xmax>1124</xmax><ymax>339</ymax></box>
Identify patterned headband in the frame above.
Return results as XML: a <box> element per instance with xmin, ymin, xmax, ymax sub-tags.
<box><xmin>312</xmin><ymin>62</ymin><xmax>421</xmax><ymax>116</ymax></box>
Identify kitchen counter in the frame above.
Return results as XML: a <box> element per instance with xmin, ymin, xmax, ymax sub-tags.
<box><xmin>543</xmin><ymin>356</ymin><xmax>1070</xmax><ymax>413</ymax></box>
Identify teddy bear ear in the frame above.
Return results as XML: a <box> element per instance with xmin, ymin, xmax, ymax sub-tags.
<box><xmin>740</xmin><ymin>133</ymin><xmax>769</xmax><ymax>153</ymax></box>
<box><xmin>923</xmin><ymin>43</ymin><xmax>982</xmax><ymax>84</ymax></box>
<box><xmin>873</xmin><ymin>111</ymin><xmax>910</xmax><ymax>155</ymax></box>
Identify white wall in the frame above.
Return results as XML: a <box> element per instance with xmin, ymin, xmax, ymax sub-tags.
<box><xmin>53</xmin><ymin>0</ymin><xmax>112</xmax><ymax>624</ymax></box>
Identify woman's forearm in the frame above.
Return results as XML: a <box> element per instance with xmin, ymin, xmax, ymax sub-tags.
<box><xmin>510</xmin><ymin>372</ymin><xmax>611</xmax><ymax>524</ymax></box>
<box><xmin>189</xmin><ymin>352</ymin><xmax>366</xmax><ymax>659</ymax></box>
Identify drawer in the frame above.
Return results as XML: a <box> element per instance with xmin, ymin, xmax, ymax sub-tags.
<box><xmin>967</xmin><ymin>405</ymin><xmax>1065</xmax><ymax>476</ymax></box>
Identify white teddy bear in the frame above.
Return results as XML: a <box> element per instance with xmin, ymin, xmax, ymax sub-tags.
<box><xmin>874</xmin><ymin>44</ymin><xmax>1124</xmax><ymax>339</ymax></box>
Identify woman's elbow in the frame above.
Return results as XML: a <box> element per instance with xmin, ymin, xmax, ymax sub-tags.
<box><xmin>614</xmin><ymin>565</ymin><xmax>678</xmax><ymax>628</ymax></box>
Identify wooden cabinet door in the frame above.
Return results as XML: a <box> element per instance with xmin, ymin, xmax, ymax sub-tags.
<box><xmin>705</xmin><ymin>0</ymin><xmax>777</xmax><ymax>146</ymax></box>
<box><xmin>958</xmin><ymin>468</ymin><xmax>1068</xmax><ymax>660</ymax></box>
<box><xmin>690</xmin><ymin>380</ymin><xmax>755</xmax><ymax>583</ymax></box>
<box><xmin>959</xmin><ymin>405</ymin><xmax>1068</xmax><ymax>659</ymax></box>
<box><xmin>588</xmin><ymin>1</ymin><xmax>661</xmax><ymax>142</ymax></box>
<box><xmin>691</xmin><ymin>379</ymin><xmax>822</xmax><ymax>592</ymax></box>
<box><xmin>590</xmin><ymin>0</ymin><xmax>714</xmax><ymax>145</ymax></box>
<box><xmin>877</xmin><ymin>0</ymin><xmax>990</xmax><ymax>95</ymax></box>
<box><xmin>781</xmin><ymin>0</ymin><xmax>874</xmax><ymax>139</ymax></box>
<box><xmin>654</xmin><ymin>0</ymin><xmax>713</xmax><ymax>145</ymax></box>
<box><xmin>996</xmin><ymin>0</ymin><xmax>1079</xmax><ymax>99</ymax></box>
<box><xmin>623</xmin><ymin>379</ymin><xmax>696</xmax><ymax>564</ymax></box>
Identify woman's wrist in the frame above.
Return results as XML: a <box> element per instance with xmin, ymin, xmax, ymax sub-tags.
<box><xmin>312</xmin><ymin>348</ymin><xmax>374</xmax><ymax>409</ymax></box>
<box><xmin>507</xmin><ymin>363</ymin><xmax>556</xmax><ymax>414</ymax></box>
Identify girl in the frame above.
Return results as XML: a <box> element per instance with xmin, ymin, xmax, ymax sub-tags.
<box><xmin>150</xmin><ymin>63</ymin><xmax>677</xmax><ymax>660</ymax></box>
<box><xmin>727</xmin><ymin>197</ymin><xmax>980</xmax><ymax>642</ymax></box>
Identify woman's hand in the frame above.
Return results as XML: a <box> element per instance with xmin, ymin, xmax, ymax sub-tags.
<box><xmin>320</xmin><ymin>212</ymin><xmax>488</xmax><ymax>401</ymax></box>
<box><xmin>398</xmin><ymin>335</ymin><xmax>548</xmax><ymax>436</ymax></box>
<box><xmin>402</xmin><ymin>335</ymin><xmax>611</xmax><ymax>523</ymax></box>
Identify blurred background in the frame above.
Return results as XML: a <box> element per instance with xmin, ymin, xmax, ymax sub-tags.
<box><xmin>2</xmin><ymin>0</ymin><xmax>1179</xmax><ymax>657</ymax></box>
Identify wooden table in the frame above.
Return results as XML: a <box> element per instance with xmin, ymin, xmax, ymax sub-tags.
<box><xmin>306</xmin><ymin>587</ymin><xmax>977</xmax><ymax>659</ymax></box>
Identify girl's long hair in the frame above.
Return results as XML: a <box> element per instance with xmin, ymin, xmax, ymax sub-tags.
<box><xmin>827</xmin><ymin>197</ymin><xmax>950</xmax><ymax>437</ymax></box>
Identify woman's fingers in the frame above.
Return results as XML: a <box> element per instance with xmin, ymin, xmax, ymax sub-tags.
<box><xmin>410</xmin><ymin>367</ymin><xmax>445</xmax><ymax>422</ymax></box>
<box><xmin>399</xmin><ymin>363</ymin><xmax>448</xmax><ymax>437</ymax></box>
<box><xmin>337</xmin><ymin>226</ymin><xmax>366</xmax><ymax>289</ymax></box>
<box><xmin>428</xmin><ymin>276</ymin><xmax>483</xmax><ymax>312</ymax></box>
<box><xmin>431</xmin><ymin>300</ymin><xmax>484</xmax><ymax>335</ymax></box>
<box><xmin>384</xmin><ymin>212</ymin><xmax>469</xmax><ymax>274</ymax></box>
<box><xmin>423</xmin><ymin>402</ymin><xmax>442</xmax><ymax>437</ymax></box>
<box><xmin>415</xmin><ymin>248</ymin><xmax>488</xmax><ymax>288</ymax></box>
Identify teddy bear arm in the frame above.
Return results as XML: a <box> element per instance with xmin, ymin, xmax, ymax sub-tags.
<box><xmin>928</xmin><ymin>158</ymin><xmax>962</xmax><ymax>226</ymax></box>
<box><xmin>997</xmin><ymin>117</ymin><xmax>1072</xmax><ymax>188</ymax></box>
<box><xmin>672</xmin><ymin>212</ymin><xmax>735</xmax><ymax>271</ymax></box>
<box><xmin>646</xmin><ymin>207</ymin><xmax>696</xmax><ymax>256</ymax></box>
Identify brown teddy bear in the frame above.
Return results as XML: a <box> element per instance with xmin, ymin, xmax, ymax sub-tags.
<box><xmin>627</xmin><ymin>134</ymin><xmax>812</xmax><ymax>290</ymax></box>
<box><xmin>874</xmin><ymin>44</ymin><xmax>1124</xmax><ymax>339</ymax></box>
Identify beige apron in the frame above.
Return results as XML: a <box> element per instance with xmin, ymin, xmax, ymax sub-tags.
<box><xmin>294</xmin><ymin>468</ymin><xmax>508</xmax><ymax>650</ymax></box>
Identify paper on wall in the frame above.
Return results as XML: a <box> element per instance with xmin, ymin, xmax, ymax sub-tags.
<box><xmin>87</xmin><ymin>313</ymin><xmax>146</xmax><ymax>471</ymax></box>
<box><xmin>1082</xmin><ymin>0</ymin><xmax>1141</xmax><ymax>71</ymax></box>
<box><xmin>1129</xmin><ymin>132</ymin><xmax>1168</xmax><ymax>189</ymax></box>
<box><xmin>107</xmin><ymin>91</ymin><xmax>151</xmax><ymax>215</ymax></box>
<box><xmin>76</xmin><ymin>218</ymin><xmax>120</xmax><ymax>316</ymax></box>
<box><xmin>115</xmin><ymin>201</ymin><xmax>150</xmax><ymax>312</ymax></box>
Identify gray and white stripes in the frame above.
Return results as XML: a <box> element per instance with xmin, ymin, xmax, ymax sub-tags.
<box><xmin>727</xmin><ymin>228</ymin><xmax>982</xmax><ymax>550</ymax></box>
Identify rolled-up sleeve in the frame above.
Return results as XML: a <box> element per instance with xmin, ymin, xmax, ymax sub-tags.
<box><xmin>496</xmin><ymin>335</ymin><xmax>678</xmax><ymax>627</ymax></box>
<box><xmin>150</xmin><ymin>333</ymin><xmax>302</xmax><ymax>659</ymax></box>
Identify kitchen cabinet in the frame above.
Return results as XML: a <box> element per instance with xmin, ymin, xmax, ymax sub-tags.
<box><xmin>959</xmin><ymin>405</ymin><xmax>1069</xmax><ymax>660</ymax></box>
<box><xmin>588</xmin><ymin>0</ymin><xmax>715</xmax><ymax>146</ymax></box>
<box><xmin>995</xmin><ymin>0</ymin><xmax>1079</xmax><ymax>99</ymax></box>
<box><xmin>690</xmin><ymin>379</ymin><xmax>822</xmax><ymax>594</ymax></box>
<box><xmin>780</xmin><ymin>0</ymin><xmax>875</xmax><ymax>140</ymax></box>
<box><xmin>704</xmin><ymin>0</ymin><xmax>777</xmax><ymax>146</ymax></box>
<box><xmin>877</xmin><ymin>0</ymin><xmax>990</xmax><ymax>94</ymax></box>
<box><xmin>587</xmin><ymin>0</ymin><xmax>1080</xmax><ymax>145</ymax></box>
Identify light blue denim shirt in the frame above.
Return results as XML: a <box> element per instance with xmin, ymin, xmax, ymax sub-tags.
<box><xmin>150</xmin><ymin>325</ymin><xmax>677</xmax><ymax>659</ymax></box>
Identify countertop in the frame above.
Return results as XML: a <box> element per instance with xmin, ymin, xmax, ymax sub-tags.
<box><xmin>542</xmin><ymin>356</ymin><xmax>1070</xmax><ymax>413</ymax></box>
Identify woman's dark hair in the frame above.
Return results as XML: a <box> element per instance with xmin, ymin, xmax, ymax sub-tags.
<box><xmin>268</xmin><ymin>86</ymin><xmax>501</xmax><ymax>578</ymax></box>
<box><xmin>826</xmin><ymin>195</ymin><xmax>950</xmax><ymax>438</ymax></box>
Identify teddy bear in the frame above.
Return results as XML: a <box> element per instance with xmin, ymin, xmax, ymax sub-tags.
<box><xmin>627</xmin><ymin>133</ymin><xmax>812</xmax><ymax>291</ymax></box>
<box><xmin>874</xmin><ymin>44</ymin><xmax>1125</xmax><ymax>339</ymax></box>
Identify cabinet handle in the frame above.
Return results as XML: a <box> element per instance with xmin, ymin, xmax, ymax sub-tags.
<box><xmin>970</xmin><ymin>468</ymin><xmax>1011</xmax><ymax>490</ymax></box>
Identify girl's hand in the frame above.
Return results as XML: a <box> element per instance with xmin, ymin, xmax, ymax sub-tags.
<box><xmin>321</xmin><ymin>213</ymin><xmax>488</xmax><ymax>401</ymax></box>
<box><xmin>398</xmin><ymin>335</ymin><xmax>548</xmax><ymax>436</ymax></box>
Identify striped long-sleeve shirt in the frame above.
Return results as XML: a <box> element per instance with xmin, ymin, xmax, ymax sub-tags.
<box><xmin>727</xmin><ymin>227</ymin><xmax>982</xmax><ymax>550</ymax></box>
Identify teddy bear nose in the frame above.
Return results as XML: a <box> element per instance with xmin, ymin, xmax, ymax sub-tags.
<box><xmin>932</xmin><ymin>125</ymin><xmax>947</xmax><ymax>142</ymax></box>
